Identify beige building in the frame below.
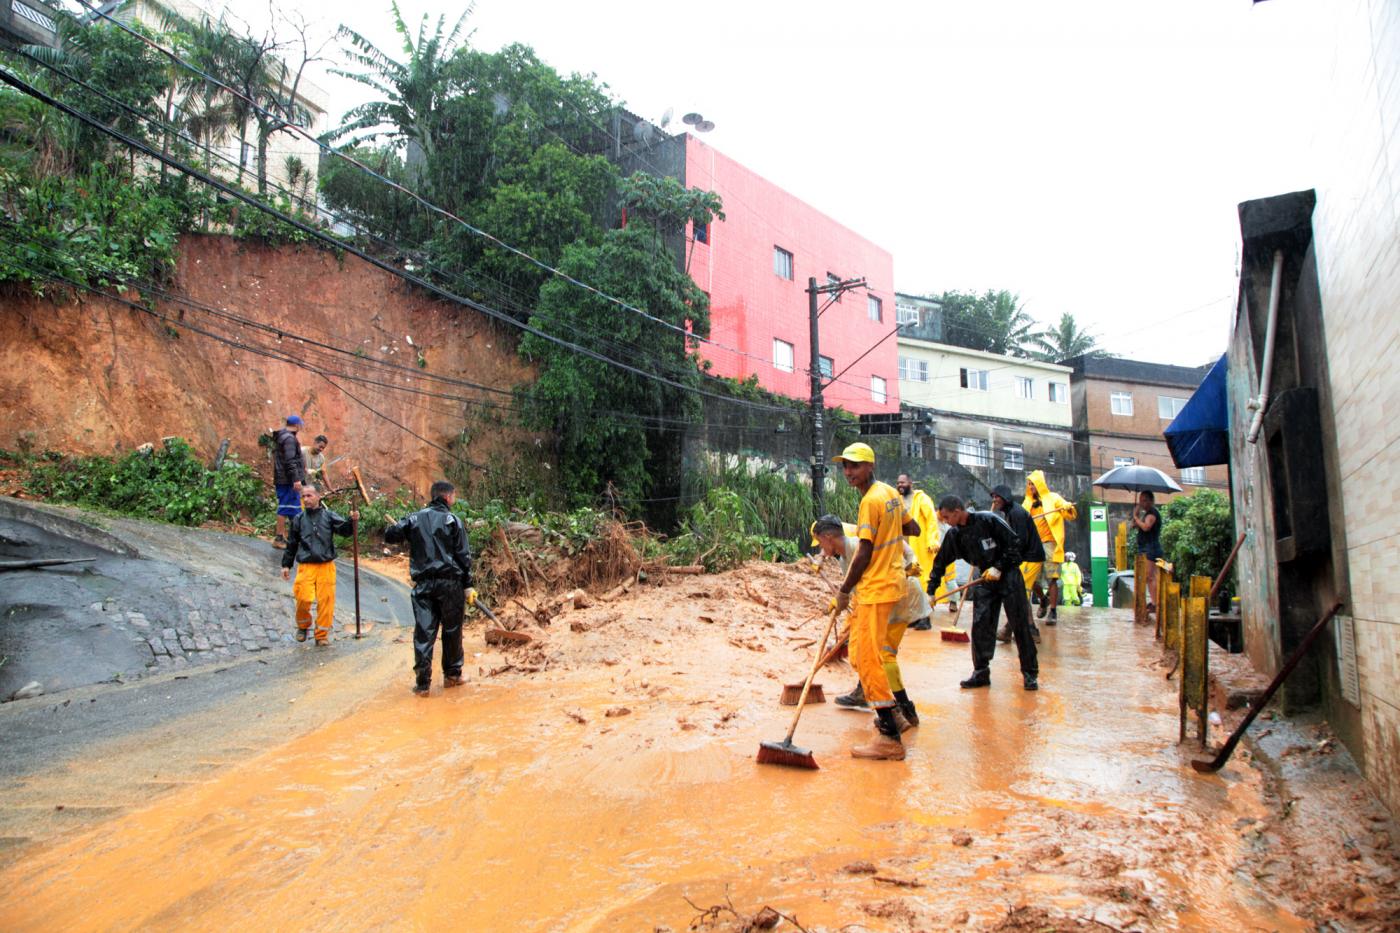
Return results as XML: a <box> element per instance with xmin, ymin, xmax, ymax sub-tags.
<box><xmin>101</xmin><ymin>0</ymin><xmax>330</xmax><ymax>197</ymax></box>
<box><xmin>1227</xmin><ymin>0</ymin><xmax>1400</xmax><ymax>816</ymax></box>
<box><xmin>1065</xmin><ymin>356</ymin><xmax>1228</xmax><ymax>506</ymax></box>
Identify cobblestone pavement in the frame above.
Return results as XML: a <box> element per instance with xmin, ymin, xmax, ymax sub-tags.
<box><xmin>0</xmin><ymin>501</ymin><xmax>411</xmax><ymax>698</ymax></box>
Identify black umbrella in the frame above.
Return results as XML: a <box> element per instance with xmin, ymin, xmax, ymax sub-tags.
<box><xmin>1092</xmin><ymin>465</ymin><xmax>1183</xmax><ymax>494</ymax></box>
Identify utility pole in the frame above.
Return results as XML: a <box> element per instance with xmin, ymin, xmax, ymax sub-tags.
<box><xmin>806</xmin><ymin>275</ymin><xmax>868</xmax><ymax>516</ymax></box>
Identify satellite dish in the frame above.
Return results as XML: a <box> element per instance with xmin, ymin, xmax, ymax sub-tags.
<box><xmin>660</xmin><ymin>106</ymin><xmax>673</xmax><ymax>128</ymax></box>
<box><xmin>695</xmin><ymin>119</ymin><xmax>715</xmax><ymax>133</ymax></box>
<box><xmin>632</xmin><ymin>121</ymin><xmax>654</xmax><ymax>143</ymax></box>
<box><xmin>682</xmin><ymin>112</ymin><xmax>702</xmax><ymax>126</ymax></box>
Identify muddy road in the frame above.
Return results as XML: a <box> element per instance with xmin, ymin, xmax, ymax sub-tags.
<box><xmin>0</xmin><ymin>563</ymin><xmax>1382</xmax><ymax>930</ymax></box>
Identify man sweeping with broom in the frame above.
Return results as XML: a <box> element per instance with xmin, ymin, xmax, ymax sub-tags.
<box><xmin>828</xmin><ymin>443</ymin><xmax>923</xmax><ymax>761</ymax></box>
<box><xmin>811</xmin><ymin>515</ymin><xmax>928</xmax><ymax>731</ymax></box>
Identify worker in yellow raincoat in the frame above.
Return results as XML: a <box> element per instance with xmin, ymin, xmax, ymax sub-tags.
<box><xmin>1022</xmin><ymin>470</ymin><xmax>1077</xmax><ymax>625</ymax></box>
<box><xmin>1060</xmin><ymin>551</ymin><xmax>1083</xmax><ymax>606</ymax></box>
<box><xmin>895</xmin><ymin>473</ymin><xmax>951</xmax><ymax>629</ymax></box>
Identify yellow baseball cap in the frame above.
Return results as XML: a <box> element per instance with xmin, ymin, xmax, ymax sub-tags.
<box><xmin>831</xmin><ymin>442</ymin><xmax>875</xmax><ymax>464</ymax></box>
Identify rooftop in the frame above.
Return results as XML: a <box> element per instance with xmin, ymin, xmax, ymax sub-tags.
<box><xmin>1064</xmin><ymin>354</ymin><xmax>1213</xmax><ymax>388</ymax></box>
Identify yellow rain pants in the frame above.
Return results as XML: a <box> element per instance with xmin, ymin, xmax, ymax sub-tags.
<box><xmin>293</xmin><ymin>560</ymin><xmax>336</xmax><ymax>642</ymax></box>
<box><xmin>850</xmin><ymin>600</ymin><xmax>896</xmax><ymax>708</ymax></box>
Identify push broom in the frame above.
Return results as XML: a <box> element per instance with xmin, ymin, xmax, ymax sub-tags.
<box><xmin>936</xmin><ymin>580</ymin><xmax>982</xmax><ymax>642</ymax></box>
<box><xmin>758</xmin><ymin>604</ymin><xmax>841</xmax><ymax>769</ymax></box>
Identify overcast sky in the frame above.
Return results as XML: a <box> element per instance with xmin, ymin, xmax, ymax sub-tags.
<box><xmin>219</xmin><ymin>0</ymin><xmax>1335</xmax><ymax>367</ymax></box>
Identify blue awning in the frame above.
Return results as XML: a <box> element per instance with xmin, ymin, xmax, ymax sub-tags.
<box><xmin>1164</xmin><ymin>353</ymin><xmax>1229</xmax><ymax>468</ymax></box>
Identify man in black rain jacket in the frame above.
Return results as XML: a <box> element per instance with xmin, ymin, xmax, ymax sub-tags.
<box><xmin>280</xmin><ymin>484</ymin><xmax>357</xmax><ymax>645</ymax></box>
<box><xmin>929</xmin><ymin>495</ymin><xmax>1039</xmax><ymax>691</ymax></box>
<box><xmin>384</xmin><ymin>480</ymin><xmax>476</xmax><ymax>696</ymax></box>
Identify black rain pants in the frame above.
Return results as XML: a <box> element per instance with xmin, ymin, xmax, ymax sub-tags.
<box><xmin>970</xmin><ymin>566</ymin><xmax>1038</xmax><ymax>676</ymax></box>
<box><xmin>412</xmin><ymin>575</ymin><xmax>465</xmax><ymax>686</ymax></box>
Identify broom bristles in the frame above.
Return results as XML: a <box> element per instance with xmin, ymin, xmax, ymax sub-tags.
<box><xmin>756</xmin><ymin>740</ymin><xmax>819</xmax><ymax>769</ymax></box>
<box><xmin>940</xmin><ymin>628</ymin><xmax>969</xmax><ymax>642</ymax></box>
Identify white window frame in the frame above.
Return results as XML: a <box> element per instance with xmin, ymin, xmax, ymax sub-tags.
<box><xmin>896</xmin><ymin>301</ymin><xmax>919</xmax><ymax>326</ymax></box>
<box><xmin>958</xmin><ymin>436</ymin><xmax>990</xmax><ymax>467</ymax></box>
<box><xmin>960</xmin><ymin>367</ymin><xmax>990</xmax><ymax>391</ymax></box>
<box><xmin>773</xmin><ymin>246</ymin><xmax>794</xmax><ymax>280</ymax></box>
<box><xmin>1181</xmin><ymin>466</ymin><xmax>1206</xmax><ymax>485</ymax></box>
<box><xmin>1110</xmin><ymin>391</ymin><xmax>1134</xmax><ymax>416</ymax></box>
<box><xmin>870</xmin><ymin>375</ymin><xmax>888</xmax><ymax>404</ymax></box>
<box><xmin>772</xmin><ymin>338</ymin><xmax>795</xmax><ymax>373</ymax></box>
<box><xmin>867</xmin><ymin>295</ymin><xmax>883</xmax><ymax>323</ymax></box>
<box><xmin>1113</xmin><ymin>456</ymin><xmax>1137</xmax><ymax>468</ymax></box>
<box><xmin>1049</xmin><ymin>382</ymin><xmax>1067</xmax><ymax>403</ymax></box>
<box><xmin>1003</xmin><ymin>444</ymin><xmax>1025</xmax><ymax>471</ymax></box>
<box><xmin>1014</xmin><ymin>376</ymin><xmax>1033</xmax><ymax>399</ymax></box>
<box><xmin>1158</xmin><ymin>395</ymin><xmax>1188</xmax><ymax>419</ymax></box>
<box><xmin>898</xmin><ymin>356</ymin><xmax>928</xmax><ymax>382</ymax></box>
<box><xmin>818</xmin><ymin>355</ymin><xmax>833</xmax><ymax>379</ymax></box>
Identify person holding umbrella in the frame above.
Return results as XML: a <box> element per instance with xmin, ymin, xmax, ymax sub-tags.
<box><xmin>1132</xmin><ymin>491</ymin><xmax>1164</xmax><ymax>616</ymax></box>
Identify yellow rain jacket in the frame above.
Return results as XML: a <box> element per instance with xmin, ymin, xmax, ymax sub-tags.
<box><xmin>1060</xmin><ymin>560</ymin><xmax>1083</xmax><ymax>605</ymax></box>
<box><xmin>1023</xmin><ymin>470</ymin><xmax>1076</xmax><ymax>563</ymax></box>
<box><xmin>903</xmin><ymin>488</ymin><xmax>939</xmax><ymax>592</ymax></box>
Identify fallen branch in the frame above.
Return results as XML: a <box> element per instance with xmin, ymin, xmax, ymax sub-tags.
<box><xmin>0</xmin><ymin>558</ymin><xmax>97</xmax><ymax>572</ymax></box>
<box><xmin>872</xmin><ymin>875</ymin><xmax>923</xmax><ymax>888</ymax></box>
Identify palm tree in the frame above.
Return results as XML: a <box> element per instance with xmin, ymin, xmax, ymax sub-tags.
<box><xmin>1032</xmin><ymin>312</ymin><xmax>1103</xmax><ymax>363</ymax></box>
<box><xmin>980</xmin><ymin>290</ymin><xmax>1046</xmax><ymax>357</ymax></box>
<box><xmin>328</xmin><ymin>1</ymin><xmax>476</xmax><ymax>172</ymax></box>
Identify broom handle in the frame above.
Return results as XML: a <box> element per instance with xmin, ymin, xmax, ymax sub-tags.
<box><xmin>931</xmin><ymin>579</ymin><xmax>981</xmax><ymax>605</ymax></box>
<box><xmin>782</xmin><ymin>605</ymin><xmax>842</xmax><ymax>745</ymax></box>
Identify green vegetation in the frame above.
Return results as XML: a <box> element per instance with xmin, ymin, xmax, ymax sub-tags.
<box><xmin>20</xmin><ymin>438</ymin><xmax>267</xmax><ymax>526</ymax></box>
<box><xmin>1159</xmin><ymin>488</ymin><xmax>1234</xmax><ymax>594</ymax></box>
<box><xmin>665</xmin><ymin>488</ymin><xmax>799</xmax><ymax>573</ymax></box>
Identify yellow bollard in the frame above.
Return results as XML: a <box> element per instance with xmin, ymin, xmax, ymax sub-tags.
<box><xmin>1134</xmin><ymin>553</ymin><xmax>1149</xmax><ymax>625</ymax></box>
<box><xmin>1164</xmin><ymin>581</ymin><xmax>1182</xmax><ymax>652</ymax></box>
<box><xmin>1181</xmin><ymin>595</ymin><xmax>1209</xmax><ymax>746</ymax></box>
<box><xmin>1115</xmin><ymin>522</ymin><xmax>1128</xmax><ymax>571</ymax></box>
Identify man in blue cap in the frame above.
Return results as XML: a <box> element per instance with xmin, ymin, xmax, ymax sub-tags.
<box><xmin>271</xmin><ymin>414</ymin><xmax>306</xmax><ymax>549</ymax></box>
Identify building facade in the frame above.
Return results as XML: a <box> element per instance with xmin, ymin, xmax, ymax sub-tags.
<box><xmin>679</xmin><ymin>137</ymin><xmax>898</xmax><ymax>415</ymax></box>
<box><xmin>1226</xmin><ymin>0</ymin><xmax>1400</xmax><ymax>817</ymax></box>
<box><xmin>1065</xmin><ymin>356</ymin><xmax>1227</xmax><ymax>508</ymax></box>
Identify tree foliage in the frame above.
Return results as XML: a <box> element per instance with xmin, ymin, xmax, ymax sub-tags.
<box><xmin>1031</xmin><ymin>311</ymin><xmax>1103</xmax><ymax>363</ymax></box>
<box><xmin>518</xmin><ymin>174</ymin><xmax>717</xmax><ymax>508</ymax></box>
<box><xmin>930</xmin><ymin>289</ymin><xmax>1046</xmax><ymax>357</ymax></box>
<box><xmin>1159</xmin><ymin>489</ymin><xmax>1235</xmax><ymax>594</ymax></box>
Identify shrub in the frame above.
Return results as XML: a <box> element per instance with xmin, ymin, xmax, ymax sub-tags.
<box><xmin>1159</xmin><ymin>488</ymin><xmax>1235</xmax><ymax>592</ymax></box>
<box><xmin>24</xmin><ymin>437</ymin><xmax>267</xmax><ymax>526</ymax></box>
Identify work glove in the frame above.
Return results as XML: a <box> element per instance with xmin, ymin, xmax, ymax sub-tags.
<box><xmin>831</xmin><ymin>590</ymin><xmax>851</xmax><ymax>614</ymax></box>
<box><xmin>982</xmin><ymin>567</ymin><xmax>1002</xmax><ymax>583</ymax></box>
<box><xmin>804</xmin><ymin>556</ymin><xmax>823</xmax><ymax>574</ymax></box>
<box><xmin>466</xmin><ymin>587</ymin><xmax>478</xmax><ymax>607</ymax></box>
<box><xmin>905</xmin><ymin>560</ymin><xmax>921</xmax><ymax>577</ymax></box>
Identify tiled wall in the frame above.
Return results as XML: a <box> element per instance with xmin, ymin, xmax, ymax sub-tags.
<box><xmin>1312</xmin><ymin>0</ymin><xmax>1400</xmax><ymax>814</ymax></box>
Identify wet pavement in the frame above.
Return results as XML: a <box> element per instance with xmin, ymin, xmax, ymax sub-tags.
<box><xmin>0</xmin><ymin>497</ymin><xmax>411</xmax><ymax>701</ymax></box>
<box><xmin>0</xmin><ymin>601</ymin><xmax>1311</xmax><ymax>931</ymax></box>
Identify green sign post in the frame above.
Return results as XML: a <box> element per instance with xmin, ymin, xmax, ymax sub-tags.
<box><xmin>1090</xmin><ymin>503</ymin><xmax>1109</xmax><ymax>608</ymax></box>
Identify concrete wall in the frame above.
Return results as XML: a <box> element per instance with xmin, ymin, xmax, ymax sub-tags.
<box><xmin>682</xmin><ymin>135</ymin><xmax>898</xmax><ymax>415</ymax></box>
<box><xmin>1306</xmin><ymin>0</ymin><xmax>1400</xmax><ymax>816</ymax></box>
<box><xmin>897</xmin><ymin>339</ymin><xmax>1072</xmax><ymax>427</ymax></box>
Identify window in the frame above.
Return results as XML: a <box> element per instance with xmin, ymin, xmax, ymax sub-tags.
<box><xmin>1003</xmin><ymin>444</ymin><xmax>1024</xmax><ymax>471</ymax></box>
<box><xmin>867</xmin><ymin>295</ymin><xmax>883</xmax><ymax>322</ymax></box>
<box><xmin>898</xmin><ymin>356</ymin><xmax>928</xmax><ymax>382</ymax></box>
<box><xmin>1181</xmin><ymin>466</ymin><xmax>1206</xmax><ymax>485</ymax></box>
<box><xmin>1049</xmin><ymin>382</ymin><xmax>1068</xmax><ymax>403</ymax></box>
<box><xmin>827</xmin><ymin>273</ymin><xmax>841</xmax><ymax>301</ymax></box>
<box><xmin>1110</xmin><ymin>391</ymin><xmax>1134</xmax><ymax>416</ymax></box>
<box><xmin>959</xmin><ymin>367</ymin><xmax>990</xmax><ymax>391</ymax></box>
<box><xmin>896</xmin><ymin>300</ymin><xmax>920</xmax><ymax>327</ymax></box>
<box><xmin>1113</xmin><ymin>456</ymin><xmax>1137</xmax><ymax>468</ymax></box>
<box><xmin>773</xmin><ymin>246</ymin><xmax>794</xmax><ymax>280</ymax></box>
<box><xmin>905</xmin><ymin>440</ymin><xmax>924</xmax><ymax>458</ymax></box>
<box><xmin>1158</xmin><ymin>395</ymin><xmax>1188</xmax><ymax>419</ymax></box>
<box><xmin>1047</xmin><ymin>451</ymin><xmax>1056</xmax><ymax>466</ymax></box>
<box><xmin>870</xmin><ymin>375</ymin><xmax>887</xmax><ymax>404</ymax></box>
<box><xmin>1014</xmin><ymin>376</ymin><xmax>1034</xmax><ymax>399</ymax></box>
<box><xmin>694</xmin><ymin>221</ymin><xmax>708</xmax><ymax>244</ymax></box>
<box><xmin>818</xmin><ymin>355</ymin><xmax>834</xmax><ymax>379</ymax></box>
<box><xmin>958</xmin><ymin>436</ymin><xmax>990</xmax><ymax>467</ymax></box>
<box><xmin>772</xmin><ymin>338</ymin><xmax>795</xmax><ymax>373</ymax></box>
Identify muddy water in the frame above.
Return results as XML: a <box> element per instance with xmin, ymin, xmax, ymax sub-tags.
<box><xmin>0</xmin><ymin>609</ymin><xmax>1303</xmax><ymax>931</ymax></box>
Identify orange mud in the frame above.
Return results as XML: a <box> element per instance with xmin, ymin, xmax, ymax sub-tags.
<box><xmin>0</xmin><ymin>565</ymin><xmax>1318</xmax><ymax>930</ymax></box>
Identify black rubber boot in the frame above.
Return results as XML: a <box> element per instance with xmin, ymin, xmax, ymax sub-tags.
<box><xmin>1023</xmin><ymin>673</ymin><xmax>1039</xmax><ymax>691</ymax></box>
<box><xmin>1047</xmin><ymin>607</ymin><xmax>1057</xmax><ymax>624</ymax></box>
<box><xmin>909</xmin><ymin>617</ymin><xmax>932</xmax><ymax>631</ymax></box>
<box><xmin>894</xmin><ymin>689</ymin><xmax>919</xmax><ymax>727</ymax></box>
<box><xmin>874</xmin><ymin>706</ymin><xmax>902</xmax><ymax>739</ymax></box>
<box><xmin>960</xmin><ymin>669</ymin><xmax>991</xmax><ymax>689</ymax></box>
<box><xmin>834</xmin><ymin>684</ymin><xmax>869</xmax><ymax>710</ymax></box>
